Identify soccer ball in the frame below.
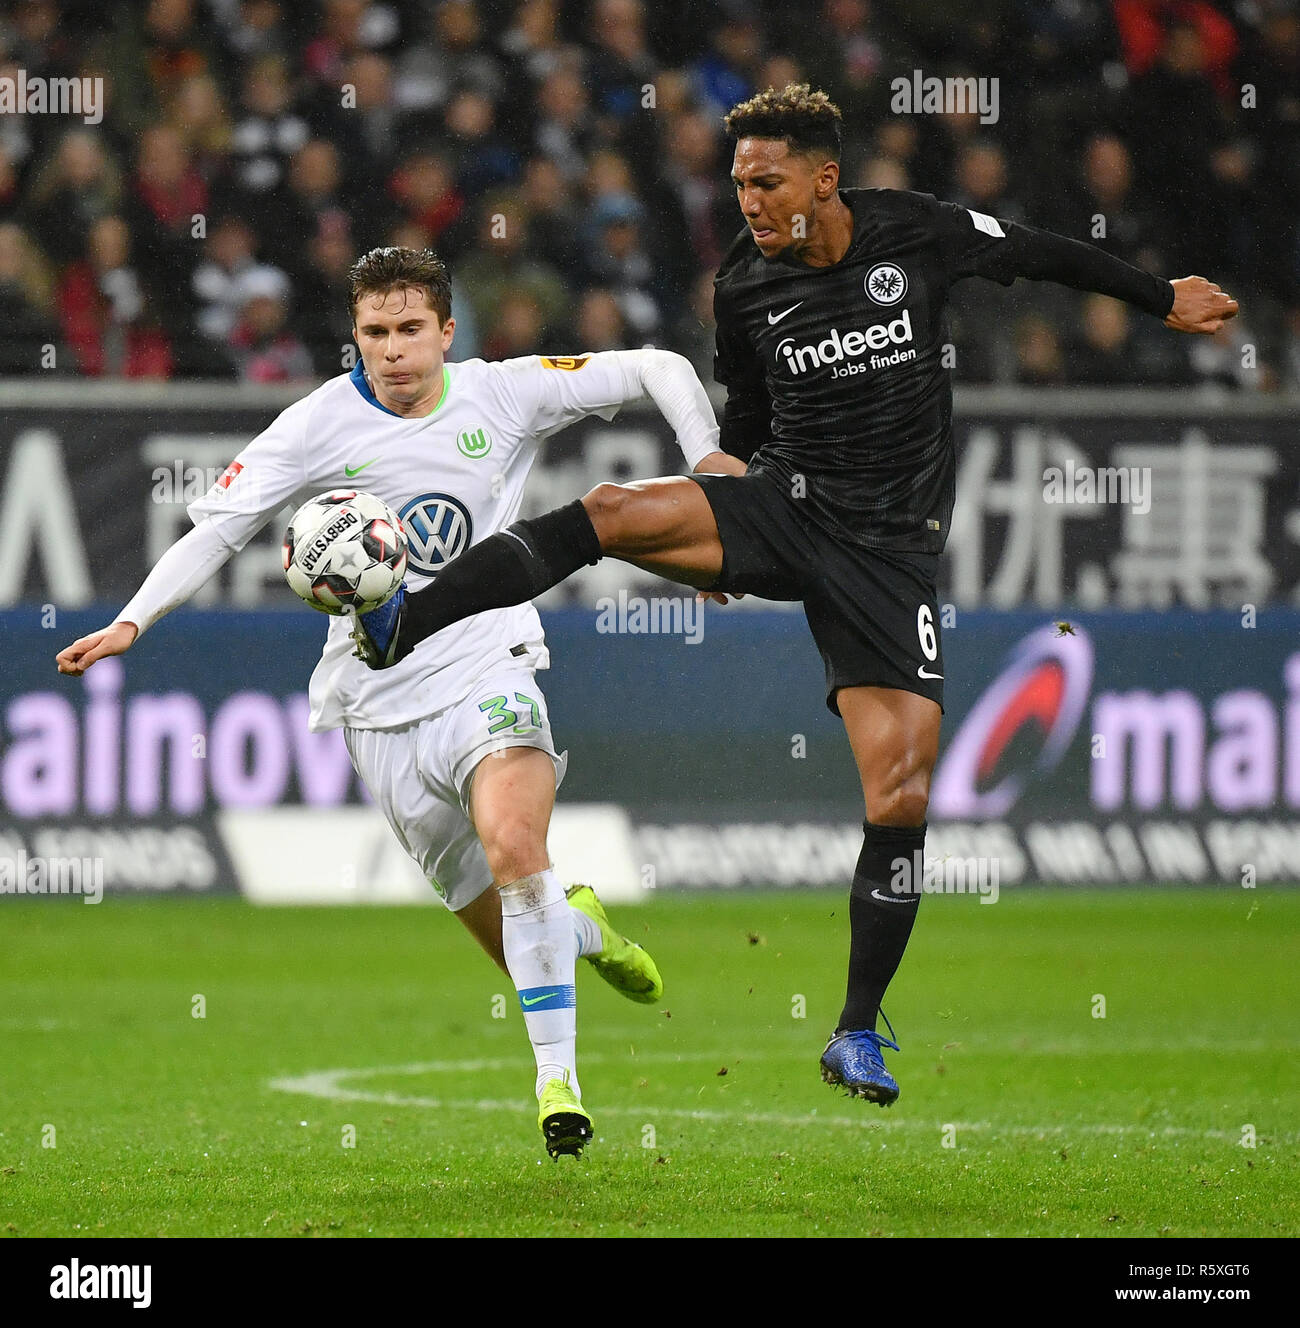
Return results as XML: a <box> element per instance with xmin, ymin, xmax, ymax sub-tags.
<box><xmin>282</xmin><ymin>490</ymin><xmax>408</xmax><ymax>615</ymax></box>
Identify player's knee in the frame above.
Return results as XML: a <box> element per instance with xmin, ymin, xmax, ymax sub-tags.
<box><xmin>866</xmin><ymin>779</ymin><xmax>931</xmax><ymax>828</ymax></box>
<box><xmin>481</xmin><ymin>825</ymin><xmax>548</xmax><ymax>885</ymax></box>
<box><xmin>859</xmin><ymin>730</ymin><xmax>931</xmax><ymax>815</ymax></box>
<box><xmin>581</xmin><ymin>483</ymin><xmax>634</xmax><ymax>541</ymax></box>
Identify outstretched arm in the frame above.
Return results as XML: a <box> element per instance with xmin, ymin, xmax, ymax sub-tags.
<box><xmin>929</xmin><ymin>194</ymin><xmax>1238</xmax><ymax>330</ymax></box>
<box><xmin>55</xmin><ymin>517</ymin><xmax>235</xmax><ymax>674</ymax></box>
<box><xmin>983</xmin><ymin>224</ymin><xmax>1239</xmax><ymax>331</ymax></box>
<box><xmin>56</xmin><ymin>396</ymin><xmax>311</xmax><ymax>675</ymax></box>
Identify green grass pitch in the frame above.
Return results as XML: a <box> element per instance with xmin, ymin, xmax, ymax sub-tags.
<box><xmin>2</xmin><ymin>888</ymin><xmax>1296</xmax><ymax>1238</ymax></box>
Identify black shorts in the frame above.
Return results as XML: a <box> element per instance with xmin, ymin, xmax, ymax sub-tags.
<box><xmin>691</xmin><ymin>471</ymin><xmax>944</xmax><ymax>716</ymax></box>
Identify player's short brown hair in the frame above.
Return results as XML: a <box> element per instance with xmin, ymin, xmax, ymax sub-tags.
<box><xmin>722</xmin><ymin>83</ymin><xmax>843</xmax><ymax>162</ymax></box>
<box><xmin>348</xmin><ymin>247</ymin><xmax>453</xmax><ymax>325</ymax></box>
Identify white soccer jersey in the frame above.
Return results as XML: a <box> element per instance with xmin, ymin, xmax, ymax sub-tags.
<box><xmin>186</xmin><ymin>353</ymin><xmax>651</xmax><ymax>732</ymax></box>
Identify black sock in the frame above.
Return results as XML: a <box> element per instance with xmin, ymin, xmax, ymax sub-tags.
<box><xmin>403</xmin><ymin>499</ymin><xmax>602</xmax><ymax>644</ymax></box>
<box><xmin>838</xmin><ymin>820</ymin><xmax>926</xmax><ymax>1034</ymax></box>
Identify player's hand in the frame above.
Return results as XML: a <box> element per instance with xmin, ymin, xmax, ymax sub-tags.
<box><xmin>693</xmin><ymin>451</ymin><xmax>748</xmax><ymax>478</ymax></box>
<box><xmin>1164</xmin><ymin>276</ymin><xmax>1239</xmax><ymax>334</ymax></box>
<box><xmin>56</xmin><ymin>622</ymin><xmax>139</xmax><ymax>676</ymax></box>
<box><xmin>697</xmin><ymin>591</ymin><xmax>745</xmax><ymax>605</ymax></box>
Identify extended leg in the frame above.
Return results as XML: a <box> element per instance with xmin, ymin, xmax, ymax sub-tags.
<box><xmin>352</xmin><ymin>477</ymin><xmax>726</xmax><ymax>666</ymax></box>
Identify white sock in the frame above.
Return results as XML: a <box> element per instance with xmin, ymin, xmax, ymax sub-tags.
<box><xmin>499</xmin><ymin>867</ymin><xmax>579</xmax><ymax>1100</ymax></box>
<box><xmin>571</xmin><ymin>905</ymin><xmax>603</xmax><ymax>958</ymax></box>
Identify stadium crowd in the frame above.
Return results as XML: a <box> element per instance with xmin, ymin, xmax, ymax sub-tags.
<box><xmin>0</xmin><ymin>0</ymin><xmax>1296</xmax><ymax>389</ymax></box>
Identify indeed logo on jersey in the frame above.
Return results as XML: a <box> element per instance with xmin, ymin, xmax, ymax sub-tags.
<box><xmin>776</xmin><ymin>309</ymin><xmax>916</xmax><ymax>377</ymax></box>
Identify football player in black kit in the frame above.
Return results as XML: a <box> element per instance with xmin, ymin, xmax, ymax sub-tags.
<box><xmin>352</xmin><ymin>85</ymin><xmax>1238</xmax><ymax>1106</ymax></box>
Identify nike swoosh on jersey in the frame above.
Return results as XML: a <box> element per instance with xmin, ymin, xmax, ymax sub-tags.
<box><xmin>345</xmin><ymin>459</ymin><xmax>378</xmax><ymax>477</ymax></box>
<box><xmin>917</xmin><ymin>666</ymin><xmax>944</xmax><ymax>679</ymax></box>
<box><xmin>871</xmin><ymin>889</ymin><xmax>914</xmax><ymax>905</ymax></box>
<box><xmin>767</xmin><ymin>301</ymin><xmax>804</xmax><ymax>325</ymax></box>
<box><xmin>521</xmin><ymin>992</ymin><xmax>559</xmax><ymax>1006</ymax></box>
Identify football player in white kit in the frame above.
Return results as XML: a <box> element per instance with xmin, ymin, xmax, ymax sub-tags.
<box><xmin>56</xmin><ymin>246</ymin><xmax>738</xmax><ymax>1158</ymax></box>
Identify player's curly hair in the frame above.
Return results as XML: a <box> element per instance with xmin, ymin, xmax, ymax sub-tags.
<box><xmin>722</xmin><ymin>83</ymin><xmax>843</xmax><ymax>161</ymax></box>
<box><xmin>348</xmin><ymin>247</ymin><xmax>453</xmax><ymax>325</ymax></box>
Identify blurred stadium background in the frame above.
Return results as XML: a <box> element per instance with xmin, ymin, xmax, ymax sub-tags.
<box><xmin>3</xmin><ymin>0</ymin><xmax>1300</xmax><ymax>900</ymax></box>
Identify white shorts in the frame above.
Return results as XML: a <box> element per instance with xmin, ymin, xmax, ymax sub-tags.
<box><xmin>343</xmin><ymin>669</ymin><xmax>567</xmax><ymax>912</ymax></box>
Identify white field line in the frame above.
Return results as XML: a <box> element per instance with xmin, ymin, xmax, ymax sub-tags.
<box><xmin>268</xmin><ymin>1053</ymin><xmax>1295</xmax><ymax>1144</ymax></box>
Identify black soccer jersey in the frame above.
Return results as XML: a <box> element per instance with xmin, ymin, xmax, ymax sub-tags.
<box><xmin>712</xmin><ymin>187</ymin><xmax>1175</xmax><ymax>554</ymax></box>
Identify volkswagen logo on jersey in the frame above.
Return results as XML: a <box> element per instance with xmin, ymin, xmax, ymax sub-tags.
<box><xmin>398</xmin><ymin>493</ymin><xmax>474</xmax><ymax>575</ymax></box>
<box><xmin>865</xmin><ymin>263</ymin><xmax>908</xmax><ymax>305</ymax></box>
<box><xmin>930</xmin><ymin>622</ymin><xmax>1094</xmax><ymax>817</ymax></box>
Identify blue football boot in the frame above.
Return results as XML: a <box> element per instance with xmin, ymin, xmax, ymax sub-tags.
<box><xmin>820</xmin><ymin>1023</ymin><xmax>901</xmax><ymax>1106</ymax></box>
<box><xmin>348</xmin><ymin>582</ymin><xmax>409</xmax><ymax>669</ymax></box>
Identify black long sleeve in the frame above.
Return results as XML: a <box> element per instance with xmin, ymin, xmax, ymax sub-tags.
<box><xmin>713</xmin><ymin>275</ymin><xmax>773</xmax><ymax>462</ymax></box>
<box><xmin>718</xmin><ymin>388</ymin><xmax>771</xmax><ymax>464</ymax></box>
<box><xmin>923</xmin><ymin>192</ymin><xmax>1175</xmax><ymax>318</ymax></box>
<box><xmin>971</xmin><ymin>220</ymin><xmax>1176</xmax><ymax>318</ymax></box>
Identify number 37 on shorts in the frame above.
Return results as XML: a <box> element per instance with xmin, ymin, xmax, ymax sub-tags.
<box><xmin>478</xmin><ymin>690</ymin><xmax>543</xmax><ymax>736</ymax></box>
